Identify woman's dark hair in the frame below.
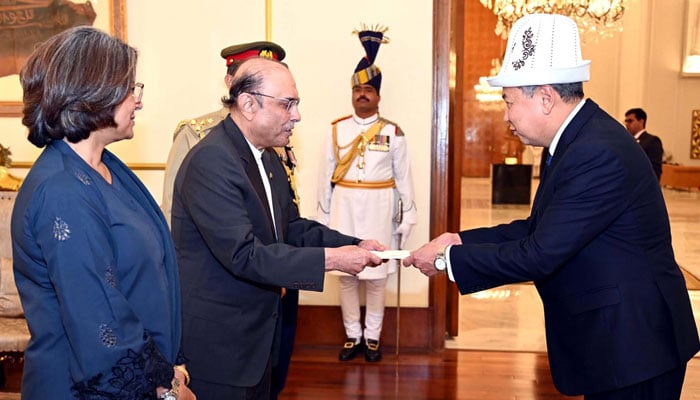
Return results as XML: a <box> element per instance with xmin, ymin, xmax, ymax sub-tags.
<box><xmin>20</xmin><ymin>26</ymin><xmax>138</xmax><ymax>148</ymax></box>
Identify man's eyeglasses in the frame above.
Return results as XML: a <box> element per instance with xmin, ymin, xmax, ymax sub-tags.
<box><xmin>248</xmin><ymin>92</ymin><xmax>300</xmax><ymax>112</ymax></box>
<box><xmin>132</xmin><ymin>82</ymin><xmax>144</xmax><ymax>102</ymax></box>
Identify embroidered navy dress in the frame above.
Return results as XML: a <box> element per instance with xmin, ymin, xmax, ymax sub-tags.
<box><xmin>11</xmin><ymin>140</ymin><xmax>181</xmax><ymax>399</ymax></box>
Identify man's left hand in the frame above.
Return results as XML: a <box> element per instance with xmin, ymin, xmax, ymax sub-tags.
<box><xmin>403</xmin><ymin>232</ymin><xmax>461</xmax><ymax>276</ymax></box>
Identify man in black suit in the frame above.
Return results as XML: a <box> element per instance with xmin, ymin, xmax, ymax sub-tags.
<box><xmin>172</xmin><ymin>57</ymin><xmax>384</xmax><ymax>399</ymax></box>
<box><xmin>405</xmin><ymin>14</ymin><xmax>698</xmax><ymax>400</ymax></box>
<box><xmin>624</xmin><ymin>107</ymin><xmax>664</xmax><ymax>180</ymax></box>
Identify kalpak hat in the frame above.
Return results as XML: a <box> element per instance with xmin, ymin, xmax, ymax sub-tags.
<box><xmin>488</xmin><ymin>14</ymin><xmax>590</xmax><ymax>88</ymax></box>
<box><xmin>220</xmin><ymin>41</ymin><xmax>286</xmax><ymax>67</ymax></box>
<box><xmin>351</xmin><ymin>25</ymin><xmax>389</xmax><ymax>93</ymax></box>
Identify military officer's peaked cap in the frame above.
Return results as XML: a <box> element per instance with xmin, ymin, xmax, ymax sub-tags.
<box><xmin>220</xmin><ymin>41</ymin><xmax>286</xmax><ymax>67</ymax></box>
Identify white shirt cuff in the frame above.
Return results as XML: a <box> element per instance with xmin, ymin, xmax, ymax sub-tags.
<box><xmin>444</xmin><ymin>244</ymin><xmax>455</xmax><ymax>282</ymax></box>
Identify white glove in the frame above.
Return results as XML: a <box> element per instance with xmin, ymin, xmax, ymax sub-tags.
<box><xmin>316</xmin><ymin>212</ymin><xmax>330</xmax><ymax>226</ymax></box>
<box><xmin>393</xmin><ymin>222</ymin><xmax>413</xmax><ymax>249</ymax></box>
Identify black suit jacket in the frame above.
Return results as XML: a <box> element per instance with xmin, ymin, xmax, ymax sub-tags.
<box><xmin>172</xmin><ymin>116</ymin><xmax>359</xmax><ymax>388</ymax></box>
<box><xmin>637</xmin><ymin>131</ymin><xmax>664</xmax><ymax>180</ymax></box>
<box><xmin>450</xmin><ymin>100</ymin><xmax>699</xmax><ymax>395</ymax></box>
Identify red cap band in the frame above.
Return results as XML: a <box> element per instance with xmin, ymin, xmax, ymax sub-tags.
<box><xmin>226</xmin><ymin>49</ymin><xmax>280</xmax><ymax>66</ymax></box>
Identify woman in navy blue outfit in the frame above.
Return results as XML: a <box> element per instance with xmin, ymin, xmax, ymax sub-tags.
<box><xmin>11</xmin><ymin>26</ymin><xmax>195</xmax><ymax>399</ymax></box>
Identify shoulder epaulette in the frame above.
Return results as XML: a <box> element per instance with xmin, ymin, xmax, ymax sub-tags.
<box><xmin>174</xmin><ymin>119</ymin><xmax>191</xmax><ymax>133</ymax></box>
<box><xmin>331</xmin><ymin>115</ymin><xmax>352</xmax><ymax>125</ymax></box>
<box><xmin>378</xmin><ymin>117</ymin><xmax>404</xmax><ymax>136</ymax></box>
<box><xmin>172</xmin><ymin>109</ymin><xmax>227</xmax><ymax>140</ymax></box>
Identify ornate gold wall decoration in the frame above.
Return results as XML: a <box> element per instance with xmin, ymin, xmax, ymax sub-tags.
<box><xmin>692</xmin><ymin>110</ymin><xmax>700</xmax><ymax>159</ymax></box>
<box><xmin>0</xmin><ymin>144</ymin><xmax>23</xmax><ymax>191</ymax></box>
<box><xmin>0</xmin><ymin>0</ymin><xmax>127</xmax><ymax>117</ymax></box>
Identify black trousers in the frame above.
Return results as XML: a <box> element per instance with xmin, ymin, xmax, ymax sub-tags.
<box><xmin>584</xmin><ymin>363</ymin><xmax>687</xmax><ymax>400</ymax></box>
<box><xmin>271</xmin><ymin>289</ymin><xmax>299</xmax><ymax>400</ymax></box>
<box><xmin>189</xmin><ymin>357</ymin><xmax>272</xmax><ymax>400</ymax></box>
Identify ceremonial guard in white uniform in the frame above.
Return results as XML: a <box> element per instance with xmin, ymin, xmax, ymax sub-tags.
<box><xmin>317</xmin><ymin>26</ymin><xmax>416</xmax><ymax>362</ymax></box>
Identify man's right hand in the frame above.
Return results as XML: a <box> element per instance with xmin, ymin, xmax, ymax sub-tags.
<box><xmin>402</xmin><ymin>232</ymin><xmax>461</xmax><ymax>277</ymax></box>
<box><xmin>325</xmin><ymin>245</ymin><xmax>383</xmax><ymax>275</ymax></box>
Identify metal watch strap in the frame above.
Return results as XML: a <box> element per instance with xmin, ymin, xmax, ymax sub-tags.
<box><xmin>158</xmin><ymin>377</ymin><xmax>180</xmax><ymax>399</ymax></box>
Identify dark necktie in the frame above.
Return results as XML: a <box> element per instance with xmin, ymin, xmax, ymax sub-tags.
<box><xmin>261</xmin><ymin>150</ymin><xmax>281</xmax><ymax>240</ymax></box>
<box><xmin>541</xmin><ymin>152</ymin><xmax>553</xmax><ymax>181</ymax></box>
<box><xmin>532</xmin><ymin>151</ymin><xmax>552</xmax><ymax>211</ymax></box>
<box><xmin>261</xmin><ymin>150</ymin><xmax>274</xmax><ymax>184</ymax></box>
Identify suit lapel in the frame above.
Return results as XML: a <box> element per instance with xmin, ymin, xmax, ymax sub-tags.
<box><xmin>553</xmin><ymin>99</ymin><xmax>598</xmax><ymax>158</ymax></box>
<box><xmin>223</xmin><ymin>118</ymin><xmax>277</xmax><ymax>239</ymax></box>
<box><xmin>638</xmin><ymin>132</ymin><xmax>651</xmax><ymax>147</ymax></box>
<box><xmin>530</xmin><ymin>99</ymin><xmax>600</xmax><ymax>216</ymax></box>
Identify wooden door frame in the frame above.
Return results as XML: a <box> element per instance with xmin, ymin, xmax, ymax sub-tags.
<box><xmin>429</xmin><ymin>0</ymin><xmax>462</xmax><ymax>349</ymax></box>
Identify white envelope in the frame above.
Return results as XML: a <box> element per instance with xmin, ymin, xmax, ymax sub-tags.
<box><xmin>371</xmin><ymin>250</ymin><xmax>410</xmax><ymax>259</ymax></box>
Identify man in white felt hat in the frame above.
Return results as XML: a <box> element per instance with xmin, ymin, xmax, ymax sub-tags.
<box><xmin>404</xmin><ymin>13</ymin><xmax>699</xmax><ymax>399</ymax></box>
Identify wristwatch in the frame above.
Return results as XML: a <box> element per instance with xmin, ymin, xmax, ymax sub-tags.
<box><xmin>159</xmin><ymin>391</ymin><xmax>177</xmax><ymax>400</ymax></box>
<box><xmin>434</xmin><ymin>246</ymin><xmax>447</xmax><ymax>271</ymax></box>
<box><xmin>159</xmin><ymin>377</ymin><xmax>180</xmax><ymax>400</ymax></box>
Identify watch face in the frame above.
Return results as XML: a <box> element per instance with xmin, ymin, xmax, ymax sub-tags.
<box><xmin>434</xmin><ymin>258</ymin><xmax>447</xmax><ymax>271</ymax></box>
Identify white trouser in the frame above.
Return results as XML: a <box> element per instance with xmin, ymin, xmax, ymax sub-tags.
<box><xmin>338</xmin><ymin>275</ymin><xmax>388</xmax><ymax>341</ymax></box>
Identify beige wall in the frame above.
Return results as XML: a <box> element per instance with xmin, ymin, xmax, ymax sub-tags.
<box><xmin>127</xmin><ymin>0</ymin><xmax>434</xmax><ymax>308</ymax></box>
<box><xmin>0</xmin><ymin>0</ymin><xmax>434</xmax><ymax>307</ymax></box>
<box><xmin>3</xmin><ymin>0</ymin><xmax>699</xmax><ymax>307</ymax></box>
<box><xmin>583</xmin><ymin>0</ymin><xmax>700</xmax><ymax>165</ymax></box>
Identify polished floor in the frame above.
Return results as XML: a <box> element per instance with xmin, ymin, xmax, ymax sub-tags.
<box><xmin>280</xmin><ymin>346</ymin><xmax>700</xmax><ymax>400</ymax></box>
<box><xmin>282</xmin><ymin>346</ymin><xmax>584</xmax><ymax>399</ymax></box>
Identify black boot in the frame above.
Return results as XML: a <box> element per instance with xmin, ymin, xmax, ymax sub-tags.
<box><xmin>364</xmin><ymin>339</ymin><xmax>382</xmax><ymax>362</ymax></box>
<box><xmin>338</xmin><ymin>338</ymin><xmax>363</xmax><ymax>361</ymax></box>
